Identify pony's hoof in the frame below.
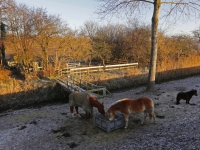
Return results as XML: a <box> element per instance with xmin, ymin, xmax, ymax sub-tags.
<box><xmin>124</xmin><ymin>126</ymin><xmax>127</xmax><ymax>129</ymax></box>
<box><xmin>77</xmin><ymin>114</ymin><xmax>81</xmax><ymax>118</ymax></box>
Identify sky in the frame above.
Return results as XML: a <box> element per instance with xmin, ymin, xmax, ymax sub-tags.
<box><xmin>15</xmin><ymin>0</ymin><xmax>104</xmax><ymax>29</ymax></box>
<box><xmin>15</xmin><ymin>0</ymin><xmax>200</xmax><ymax>35</ymax></box>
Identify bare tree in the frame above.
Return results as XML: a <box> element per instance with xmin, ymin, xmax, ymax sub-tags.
<box><xmin>95</xmin><ymin>0</ymin><xmax>200</xmax><ymax>91</ymax></box>
<box><xmin>80</xmin><ymin>21</ymin><xmax>99</xmax><ymax>38</ymax></box>
<box><xmin>81</xmin><ymin>21</ymin><xmax>112</xmax><ymax>66</ymax></box>
<box><xmin>192</xmin><ymin>26</ymin><xmax>200</xmax><ymax>43</ymax></box>
<box><xmin>4</xmin><ymin>1</ymin><xmax>36</xmax><ymax>70</ymax></box>
<box><xmin>0</xmin><ymin>0</ymin><xmax>15</xmax><ymax>67</ymax></box>
<box><xmin>32</xmin><ymin>8</ymin><xmax>64</xmax><ymax>70</ymax></box>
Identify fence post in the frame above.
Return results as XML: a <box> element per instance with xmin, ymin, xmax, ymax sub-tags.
<box><xmin>79</xmin><ymin>79</ymin><xmax>81</xmax><ymax>88</ymax></box>
<box><xmin>103</xmin><ymin>88</ymin><xmax>106</xmax><ymax>96</ymax></box>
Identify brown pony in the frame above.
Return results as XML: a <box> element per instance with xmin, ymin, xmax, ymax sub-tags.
<box><xmin>69</xmin><ymin>92</ymin><xmax>105</xmax><ymax>120</ymax></box>
<box><xmin>107</xmin><ymin>97</ymin><xmax>156</xmax><ymax>128</ymax></box>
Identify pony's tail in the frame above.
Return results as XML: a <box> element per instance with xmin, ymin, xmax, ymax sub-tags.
<box><xmin>149</xmin><ymin>108</ymin><xmax>154</xmax><ymax>120</ymax></box>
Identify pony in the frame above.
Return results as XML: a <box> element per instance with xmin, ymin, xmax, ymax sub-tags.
<box><xmin>107</xmin><ymin>97</ymin><xmax>156</xmax><ymax>128</ymax></box>
<box><xmin>176</xmin><ymin>89</ymin><xmax>198</xmax><ymax>104</ymax></box>
<box><xmin>69</xmin><ymin>92</ymin><xmax>105</xmax><ymax>120</ymax></box>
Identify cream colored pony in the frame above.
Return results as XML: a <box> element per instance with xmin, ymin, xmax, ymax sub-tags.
<box><xmin>69</xmin><ymin>92</ymin><xmax>105</xmax><ymax>120</ymax></box>
<box><xmin>107</xmin><ymin>97</ymin><xmax>156</xmax><ymax>128</ymax></box>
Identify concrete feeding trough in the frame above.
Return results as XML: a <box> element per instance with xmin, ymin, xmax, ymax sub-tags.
<box><xmin>94</xmin><ymin>113</ymin><xmax>125</xmax><ymax>133</ymax></box>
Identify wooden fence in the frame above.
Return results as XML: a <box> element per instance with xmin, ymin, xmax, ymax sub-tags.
<box><xmin>59</xmin><ymin>62</ymin><xmax>138</xmax><ymax>75</ymax></box>
<box><xmin>57</xmin><ymin>76</ymin><xmax>111</xmax><ymax>98</ymax></box>
<box><xmin>57</xmin><ymin>62</ymin><xmax>138</xmax><ymax>97</ymax></box>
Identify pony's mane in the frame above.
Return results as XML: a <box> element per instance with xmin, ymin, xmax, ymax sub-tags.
<box><xmin>88</xmin><ymin>94</ymin><xmax>104</xmax><ymax>107</ymax></box>
<box><xmin>110</xmin><ymin>98</ymin><xmax>129</xmax><ymax>106</ymax></box>
<box><xmin>88</xmin><ymin>95</ymin><xmax>97</xmax><ymax>101</ymax></box>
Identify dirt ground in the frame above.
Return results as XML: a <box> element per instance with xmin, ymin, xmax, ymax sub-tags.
<box><xmin>0</xmin><ymin>75</ymin><xmax>200</xmax><ymax>150</ymax></box>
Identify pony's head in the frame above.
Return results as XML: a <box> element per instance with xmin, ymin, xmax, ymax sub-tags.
<box><xmin>88</xmin><ymin>95</ymin><xmax>105</xmax><ymax>116</ymax></box>
<box><xmin>107</xmin><ymin>107</ymin><xmax>115</xmax><ymax>121</ymax></box>
<box><xmin>191</xmin><ymin>89</ymin><xmax>198</xmax><ymax>96</ymax></box>
<box><xmin>98</xmin><ymin>102</ymin><xmax>105</xmax><ymax>116</ymax></box>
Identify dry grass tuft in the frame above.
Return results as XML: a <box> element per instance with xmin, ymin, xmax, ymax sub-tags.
<box><xmin>0</xmin><ymin>69</ymin><xmax>11</xmax><ymax>80</ymax></box>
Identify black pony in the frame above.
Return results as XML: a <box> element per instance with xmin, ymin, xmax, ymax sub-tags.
<box><xmin>176</xmin><ymin>89</ymin><xmax>198</xmax><ymax>104</ymax></box>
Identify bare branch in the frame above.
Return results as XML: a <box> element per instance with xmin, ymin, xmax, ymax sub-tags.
<box><xmin>130</xmin><ymin>0</ymin><xmax>154</xmax><ymax>4</ymax></box>
<box><xmin>95</xmin><ymin>0</ymin><xmax>153</xmax><ymax>21</ymax></box>
<box><xmin>161</xmin><ymin>2</ymin><xmax>187</xmax><ymax>4</ymax></box>
<box><xmin>159</xmin><ymin>0</ymin><xmax>200</xmax><ymax>30</ymax></box>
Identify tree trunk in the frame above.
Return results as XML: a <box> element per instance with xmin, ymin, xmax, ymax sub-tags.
<box><xmin>0</xmin><ymin>42</ymin><xmax>6</xmax><ymax>66</ymax></box>
<box><xmin>0</xmin><ymin>22</ymin><xmax>7</xmax><ymax>67</ymax></box>
<box><xmin>42</xmin><ymin>48</ymin><xmax>48</xmax><ymax>70</ymax></box>
<box><xmin>146</xmin><ymin>0</ymin><xmax>161</xmax><ymax>91</ymax></box>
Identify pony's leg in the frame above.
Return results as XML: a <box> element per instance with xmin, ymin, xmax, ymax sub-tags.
<box><xmin>186</xmin><ymin>100</ymin><xmax>190</xmax><ymax>104</ymax></box>
<box><xmin>123</xmin><ymin>114</ymin><xmax>129</xmax><ymax>128</ymax></box>
<box><xmin>85</xmin><ymin>112</ymin><xmax>88</xmax><ymax>120</ymax></box>
<box><xmin>70</xmin><ymin>106</ymin><xmax>74</xmax><ymax>118</ymax></box>
<box><xmin>88</xmin><ymin>113</ymin><xmax>91</xmax><ymax>119</ymax></box>
<box><xmin>176</xmin><ymin>98</ymin><xmax>180</xmax><ymax>104</ymax></box>
<box><xmin>85</xmin><ymin>113</ymin><xmax>91</xmax><ymax>121</ymax></box>
<box><xmin>152</xmin><ymin>112</ymin><xmax>156</xmax><ymax>124</ymax></box>
<box><xmin>85</xmin><ymin>113</ymin><xmax>87</xmax><ymax>120</ymax></box>
<box><xmin>142</xmin><ymin>111</ymin><xmax>147</xmax><ymax>124</ymax></box>
<box><xmin>75</xmin><ymin>107</ymin><xmax>81</xmax><ymax>118</ymax></box>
